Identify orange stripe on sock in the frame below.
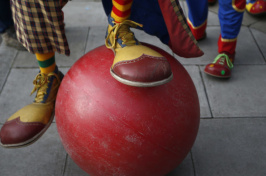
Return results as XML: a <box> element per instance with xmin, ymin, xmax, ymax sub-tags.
<box><xmin>35</xmin><ymin>52</ymin><xmax>55</xmax><ymax>61</ymax></box>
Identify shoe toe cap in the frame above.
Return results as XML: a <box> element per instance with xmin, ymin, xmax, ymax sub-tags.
<box><xmin>204</xmin><ymin>63</ymin><xmax>231</xmax><ymax>78</ymax></box>
<box><xmin>0</xmin><ymin>117</ymin><xmax>45</xmax><ymax>146</ymax></box>
<box><xmin>113</xmin><ymin>54</ymin><xmax>172</xmax><ymax>83</ymax></box>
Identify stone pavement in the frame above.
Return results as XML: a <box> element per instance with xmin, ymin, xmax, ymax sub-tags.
<box><xmin>0</xmin><ymin>1</ymin><xmax>266</xmax><ymax>176</ymax></box>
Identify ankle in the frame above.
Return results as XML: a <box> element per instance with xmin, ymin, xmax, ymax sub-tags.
<box><xmin>219</xmin><ymin>52</ymin><xmax>235</xmax><ymax>63</ymax></box>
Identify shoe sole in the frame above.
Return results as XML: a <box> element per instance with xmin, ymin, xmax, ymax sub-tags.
<box><xmin>204</xmin><ymin>71</ymin><xmax>231</xmax><ymax>78</ymax></box>
<box><xmin>110</xmin><ymin>69</ymin><xmax>173</xmax><ymax>87</ymax></box>
<box><xmin>0</xmin><ymin>112</ymin><xmax>55</xmax><ymax>148</ymax></box>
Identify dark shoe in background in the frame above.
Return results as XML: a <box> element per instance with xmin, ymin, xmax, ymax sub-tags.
<box><xmin>0</xmin><ymin>26</ymin><xmax>26</xmax><ymax>51</ymax></box>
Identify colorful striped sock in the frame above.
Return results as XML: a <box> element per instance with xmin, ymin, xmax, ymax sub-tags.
<box><xmin>35</xmin><ymin>52</ymin><xmax>56</xmax><ymax>74</ymax></box>
<box><xmin>111</xmin><ymin>0</ymin><xmax>133</xmax><ymax>23</ymax></box>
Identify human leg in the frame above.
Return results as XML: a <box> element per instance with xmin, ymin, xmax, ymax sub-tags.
<box><xmin>186</xmin><ymin>0</ymin><xmax>209</xmax><ymax>40</ymax></box>
<box><xmin>0</xmin><ymin>0</ymin><xmax>67</xmax><ymax>148</ymax></box>
<box><xmin>204</xmin><ymin>0</ymin><xmax>245</xmax><ymax>78</ymax></box>
<box><xmin>105</xmin><ymin>0</ymin><xmax>173</xmax><ymax>87</ymax></box>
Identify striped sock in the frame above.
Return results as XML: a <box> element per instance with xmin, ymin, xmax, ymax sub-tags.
<box><xmin>35</xmin><ymin>52</ymin><xmax>56</xmax><ymax>74</ymax></box>
<box><xmin>111</xmin><ymin>0</ymin><xmax>133</xmax><ymax>23</ymax></box>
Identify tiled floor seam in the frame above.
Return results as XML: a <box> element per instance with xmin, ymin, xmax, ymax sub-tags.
<box><xmin>190</xmin><ymin>151</ymin><xmax>197</xmax><ymax>176</ymax></box>
<box><xmin>182</xmin><ymin>63</ymin><xmax>266</xmax><ymax>66</ymax></box>
<box><xmin>0</xmin><ymin>47</ymin><xmax>18</xmax><ymax>95</ymax></box>
<box><xmin>201</xmin><ymin>116</ymin><xmax>266</xmax><ymax>119</ymax></box>
<box><xmin>83</xmin><ymin>27</ymin><xmax>91</xmax><ymax>55</ymax></box>
<box><xmin>62</xmin><ymin>154</ymin><xmax>69</xmax><ymax>176</ymax></box>
<box><xmin>198</xmin><ymin>65</ymin><xmax>214</xmax><ymax>118</ymax></box>
<box><xmin>250</xmin><ymin>28</ymin><xmax>266</xmax><ymax>63</ymax></box>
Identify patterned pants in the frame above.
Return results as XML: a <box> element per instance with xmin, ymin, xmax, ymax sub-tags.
<box><xmin>11</xmin><ymin>0</ymin><xmax>70</xmax><ymax>55</ymax></box>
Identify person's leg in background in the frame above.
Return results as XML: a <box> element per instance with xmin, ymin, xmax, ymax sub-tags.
<box><xmin>186</xmin><ymin>0</ymin><xmax>209</xmax><ymax>41</ymax></box>
<box><xmin>105</xmin><ymin>0</ymin><xmax>173</xmax><ymax>87</ymax></box>
<box><xmin>204</xmin><ymin>0</ymin><xmax>245</xmax><ymax>78</ymax></box>
<box><xmin>246</xmin><ymin>0</ymin><xmax>266</xmax><ymax>15</ymax></box>
<box><xmin>0</xmin><ymin>0</ymin><xmax>25</xmax><ymax>50</ymax></box>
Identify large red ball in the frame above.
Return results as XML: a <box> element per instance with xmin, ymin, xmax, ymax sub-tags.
<box><xmin>55</xmin><ymin>44</ymin><xmax>200</xmax><ymax>176</ymax></box>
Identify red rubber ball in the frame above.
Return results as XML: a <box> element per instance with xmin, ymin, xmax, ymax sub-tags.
<box><xmin>55</xmin><ymin>44</ymin><xmax>200</xmax><ymax>176</ymax></box>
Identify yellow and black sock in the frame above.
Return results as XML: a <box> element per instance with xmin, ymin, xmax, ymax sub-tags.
<box><xmin>35</xmin><ymin>52</ymin><xmax>56</xmax><ymax>74</ymax></box>
<box><xmin>111</xmin><ymin>0</ymin><xmax>133</xmax><ymax>23</ymax></box>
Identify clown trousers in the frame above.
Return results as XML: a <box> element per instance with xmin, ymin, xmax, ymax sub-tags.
<box><xmin>186</xmin><ymin>0</ymin><xmax>245</xmax><ymax>55</ymax></box>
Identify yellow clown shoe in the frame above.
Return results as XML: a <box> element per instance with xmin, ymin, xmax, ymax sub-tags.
<box><xmin>0</xmin><ymin>67</ymin><xmax>63</xmax><ymax>148</ymax></box>
<box><xmin>105</xmin><ymin>16</ymin><xmax>173</xmax><ymax>87</ymax></box>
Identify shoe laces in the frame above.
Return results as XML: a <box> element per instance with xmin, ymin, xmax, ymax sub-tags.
<box><xmin>105</xmin><ymin>20</ymin><xmax>143</xmax><ymax>49</ymax></box>
<box><xmin>213</xmin><ymin>53</ymin><xmax>234</xmax><ymax>69</ymax></box>
<box><xmin>30</xmin><ymin>72</ymin><xmax>60</xmax><ymax>103</ymax></box>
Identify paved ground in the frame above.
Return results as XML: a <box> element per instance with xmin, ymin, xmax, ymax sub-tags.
<box><xmin>0</xmin><ymin>1</ymin><xmax>266</xmax><ymax>176</ymax></box>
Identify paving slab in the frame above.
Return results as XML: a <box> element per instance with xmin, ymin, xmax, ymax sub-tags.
<box><xmin>56</xmin><ymin>27</ymin><xmax>89</xmax><ymax>66</ymax></box>
<box><xmin>251</xmin><ymin>28</ymin><xmax>266</xmax><ymax>60</ymax></box>
<box><xmin>0</xmin><ymin>124</ymin><xmax>67</xmax><ymax>176</ymax></box>
<box><xmin>206</xmin><ymin>11</ymin><xmax>220</xmax><ymax>26</ymax></box>
<box><xmin>166</xmin><ymin>152</ymin><xmax>194</xmax><ymax>176</ymax></box>
<box><xmin>201</xmin><ymin>65</ymin><xmax>266</xmax><ymax>118</ymax></box>
<box><xmin>242</xmin><ymin>11</ymin><xmax>262</xmax><ymax>27</ymax></box>
<box><xmin>250</xmin><ymin>19</ymin><xmax>266</xmax><ymax>34</ymax></box>
<box><xmin>0</xmin><ymin>45</ymin><xmax>18</xmax><ymax>92</ymax></box>
<box><xmin>192</xmin><ymin>118</ymin><xmax>266</xmax><ymax>176</ymax></box>
<box><xmin>63</xmin><ymin>2</ymin><xmax>107</xmax><ymax>28</ymax></box>
<box><xmin>236</xmin><ymin>27</ymin><xmax>265</xmax><ymax>64</ymax></box>
<box><xmin>208</xmin><ymin>1</ymin><xmax>219</xmax><ymax>14</ymax></box>
<box><xmin>184</xmin><ymin>66</ymin><xmax>212</xmax><ymax>118</ymax></box>
<box><xmin>85</xmin><ymin>26</ymin><xmax>106</xmax><ymax>53</ymax></box>
<box><xmin>13</xmin><ymin>27</ymin><xmax>89</xmax><ymax>68</ymax></box>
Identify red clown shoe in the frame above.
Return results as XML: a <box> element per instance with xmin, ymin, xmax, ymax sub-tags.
<box><xmin>204</xmin><ymin>52</ymin><xmax>235</xmax><ymax>78</ymax></box>
<box><xmin>246</xmin><ymin>0</ymin><xmax>266</xmax><ymax>15</ymax></box>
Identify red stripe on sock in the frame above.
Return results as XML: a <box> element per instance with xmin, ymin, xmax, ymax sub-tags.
<box><xmin>112</xmin><ymin>6</ymin><xmax>131</xmax><ymax>17</ymax></box>
<box><xmin>114</xmin><ymin>0</ymin><xmax>133</xmax><ymax>5</ymax></box>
